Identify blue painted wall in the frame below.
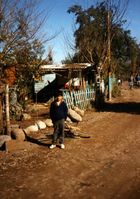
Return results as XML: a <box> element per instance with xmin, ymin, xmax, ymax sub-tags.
<box><xmin>34</xmin><ymin>74</ymin><xmax>56</xmax><ymax>93</ymax></box>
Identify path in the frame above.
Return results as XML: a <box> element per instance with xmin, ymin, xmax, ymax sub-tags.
<box><xmin>0</xmin><ymin>81</ymin><xmax>140</xmax><ymax>199</ymax></box>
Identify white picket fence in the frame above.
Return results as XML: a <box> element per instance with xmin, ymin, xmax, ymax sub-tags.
<box><xmin>63</xmin><ymin>88</ymin><xmax>95</xmax><ymax>109</ymax></box>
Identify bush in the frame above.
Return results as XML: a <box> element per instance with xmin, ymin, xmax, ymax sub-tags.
<box><xmin>9</xmin><ymin>102</ymin><xmax>23</xmax><ymax>120</ymax></box>
<box><xmin>112</xmin><ymin>82</ymin><xmax>121</xmax><ymax>98</ymax></box>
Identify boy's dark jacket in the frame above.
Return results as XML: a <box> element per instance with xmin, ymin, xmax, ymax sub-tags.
<box><xmin>50</xmin><ymin>100</ymin><xmax>68</xmax><ymax>123</ymax></box>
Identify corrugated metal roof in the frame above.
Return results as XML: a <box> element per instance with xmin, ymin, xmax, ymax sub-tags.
<box><xmin>41</xmin><ymin>63</ymin><xmax>92</xmax><ymax>70</ymax></box>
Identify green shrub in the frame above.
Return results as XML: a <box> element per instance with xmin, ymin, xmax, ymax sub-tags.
<box><xmin>112</xmin><ymin>83</ymin><xmax>121</xmax><ymax>98</ymax></box>
<box><xmin>9</xmin><ymin>102</ymin><xmax>23</xmax><ymax>120</ymax></box>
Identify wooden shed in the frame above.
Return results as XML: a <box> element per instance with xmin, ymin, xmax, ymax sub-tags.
<box><xmin>34</xmin><ymin>63</ymin><xmax>96</xmax><ymax>103</ymax></box>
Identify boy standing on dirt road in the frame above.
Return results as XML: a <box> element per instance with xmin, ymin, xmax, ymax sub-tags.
<box><xmin>50</xmin><ymin>91</ymin><xmax>68</xmax><ymax>149</ymax></box>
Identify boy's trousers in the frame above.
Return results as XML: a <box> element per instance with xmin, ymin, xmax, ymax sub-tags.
<box><xmin>52</xmin><ymin>119</ymin><xmax>65</xmax><ymax>144</ymax></box>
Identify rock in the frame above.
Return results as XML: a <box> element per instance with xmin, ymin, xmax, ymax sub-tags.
<box><xmin>0</xmin><ymin>135</ymin><xmax>11</xmax><ymax>148</ymax></box>
<box><xmin>25</xmin><ymin>104</ymin><xmax>38</xmax><ymax>113</ymax></box>
<box><xmin>5</xmin><ymin>140</ymin><xmax>28</xmax><ymax>151</ymax></box>
<box><xmin>66</xmin><ymin>117</ymin><xmax>72</xmax><ymax>123</ymax></box>
<box><xmin>9</xmin><ymin>89</ymin><xmax>17</xmax><ymax>104</ymax></box>
<box><xmin>23</xmin><ymin>128</ymin><xmax>30</xmax><ymax>135</ymax></box>
<box><xmin>24</xmin><ymin>124</ymin><xmax>38</xmax><ymax>134</ymax></box>
<box><xmin>124</xmin><ymin>149</ymin><xmax>130</xmax><ymax>153</ymax></box>
<box><xmin>20</xmin><ymin>113</ymin><xmax>31</xmax><ymax>121</ymax></box>
<box><xmin>74</xmin><ymin>106</ymin><xmax>84</xmax><ymax>117</ymax></box>
<box><xmin>11</xmin><ymin>124</ymin><xmax>20</xmax><ymax>130</ymax></box>
<box><xmin>68</xmin><ymin>109</ymin><xmax>82</xmax><ymax>122</ymax></box>
<box><xmin>35</xmin><ymin>120</ymin><xmax>46</xmax><ymax>129</ymax></box>
<box><xmin>43</xmin><ymin>119</ymin><xmax>53</xmax><ymax>127</ymax></box>
<box><xmin>11</xmin><ymin>129</ymin><xmax>26</xmax><ymax>141</ymax></box>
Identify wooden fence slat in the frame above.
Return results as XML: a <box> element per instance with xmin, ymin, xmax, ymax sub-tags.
<box><xmin>63</xmin><ymin>88</ymin><xmax>95</xmax><ymax>109</ymax></box>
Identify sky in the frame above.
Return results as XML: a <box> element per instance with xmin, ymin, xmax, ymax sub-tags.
<box><xmin>40</xmin><ymin>0</ymin><xmax>140</xmax><ymax>65</ymax></box>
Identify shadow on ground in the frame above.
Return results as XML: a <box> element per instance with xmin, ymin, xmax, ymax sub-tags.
<box><xmin>26</xmin><ymin>136</ymin><xmax>50</xmax><ymax>147</ymax></box>
<box><xmin>96</xmin><ymin>102</ymin><xmax>140</xmax><ymax>115</ymax></box>
<box><xmin>26</xmin><ymin>132</ymin><xmax>86</xmax><ymax>149</ymax></box>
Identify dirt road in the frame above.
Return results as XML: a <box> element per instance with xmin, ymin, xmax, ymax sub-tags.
<box><xmin>0</xmin><ymin>81</ymin><xmax>140</xmax><ymax>199</ymax></box>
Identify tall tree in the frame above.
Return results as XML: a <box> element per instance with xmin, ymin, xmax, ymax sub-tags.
<box><xmin>0</xmin><ymin>0</ymin><xmax>57</xmax><ymax>134</ymax></box>
<box><xmin>0</xmin><ymin>0</ymin><xmax>58</xmax><ymax>73</ymax></box>
<box><xmin>111</xmin><ymin>29</ymin><xmax>140</xmax><ymax>77</ymax></box>
<box><xmin>67</xmin><ymin>0</ymin><xmax>130</xmax><ymax>75</ymax></box>
<box><xmin>14</xmin><ymin>39</ymin><xmax>46</xmax><ymax>103</ymax></box>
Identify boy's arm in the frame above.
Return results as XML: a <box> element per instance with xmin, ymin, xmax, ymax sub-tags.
<box><xmin>63</xmin><ymin>102</ymin><xmax>68</xmax><ymax>120</ymax></box>
<box><xmin>50</xmin><ymin>102</ymin><xmax>54</xmax><ymax>121</ymax></box>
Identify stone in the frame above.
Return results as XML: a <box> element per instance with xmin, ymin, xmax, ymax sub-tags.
<box><xmin>24</xmin><ymin>124</ymin><xmax>38</xmax><ymax>133</ymax></box>
<box><xmin>4</xmin><ymin>140</ymin><xmax>28</xmax><ymax>151</ymax></box>
<box><xmin>68</xmin><ymin>109</ymin><xmax>82</xmax><ymax>122</ymax></box>
<box><xmin>11</xmin><ymin>124</ymin><xmax>20</xmax><ymax>130</ymax></box>
<box><xmin>74</xmin><ymin>106</ymin><xmax>84</xmax><ymax>117</ymax></box>
<box><xmin>20</xmin><ymin>113</ymin><xmax>31</xmax><ymax>121</ymax></box>
<box><xmin>23</xmin><ymin>128</ymin><xmax>30</xmax><ymax>135</ymax></box>
<box><xmin>66</xmin><ymin>117</ymin><xmax>72</xmax><ymax>123</ymax></box>
<box><xmin>11</xmin><ymin>129</ymin><xmax>26</xmax><ymax>141</ymax></box>
<box><xmin>35</xmin><ymin>120</ymin><xmax>46</xmax><ymax>129</ymax></box>
<box><xmin>25</xmin><ymin>105</ymin><xmax>38</xmax><ymax>113</ymax></box>
<box><xmin>0</xmin><ymin>135</ymin><xmax>11</xmax><ymax>148</ymax></box>
<box><xmin>9</xmin><ymin>90</ymin><xmax>17</xmax><ymax>104</ymax></box>
<box><xmin>43</xmin><ymin>119</ymin><xmax>53</xmax><ymax>127</ymax></box>
<box><xmin>124</xmin><ymin>149</ymin><xmax>130</xmax><ymax>153</ymax></box>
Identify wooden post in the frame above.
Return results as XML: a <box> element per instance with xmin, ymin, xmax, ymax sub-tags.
<box><xmin>35</xmin><ymin>92</ymin><xmax>38</xmax><ymax>120</ymax></box>
<box><xmin>108</xmin><ymin>72</ymin><xmax>111</xmax><ymax>100</ymax></box>
<box><xmin>0</xmin><ymin>100</ymin><xmax>2</xmax><ymax>121</ymax></box>
<box><xmin>0</xmin><ymin>85</ymin><xmax>3</xmax><ymax>121</ymax></box>
<box><xmin>5</xmin><ymin>84</ymin><xmax>11</xmax><ymax>136</ymax></box>
<box><xmin>108</xmin><ymin>10</ymin><xmax>111</xmax><ymax>101</ymax></box>
<box><xmin>83</xmin><ymin>77</ymin><xmax>85</xmax><ymax>90</ymax></box>
<box><xmin>0</xmin><ymin>70</ymin><xmax>3</xmax><ymax>121</ymax></box>
<box><xmin>79</xmin><ymin>71</ymin><xmax>81</xmax><ymax>90</ymax></box>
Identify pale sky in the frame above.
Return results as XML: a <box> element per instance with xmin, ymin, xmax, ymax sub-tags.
<box><xmin>41</xmin><ymin>0</ymin><xmax>140</xmax><ymax>64</ymax></box>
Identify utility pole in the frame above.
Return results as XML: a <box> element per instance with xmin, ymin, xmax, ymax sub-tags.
<box><xmin>107</xmin><ymin>9</ymin><xmax>111</xmax><ymax>101</ymax></box>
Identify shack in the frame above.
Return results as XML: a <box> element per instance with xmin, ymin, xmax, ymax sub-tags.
<box><xmin>35</xmin><ymin>63</ymin><xmax>97</xmax><ymax>109</ymax></box>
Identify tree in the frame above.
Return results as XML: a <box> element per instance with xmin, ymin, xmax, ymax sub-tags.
<box><xmin>66</xmin><ymin>0</ymin><xmax>130</xmax><ymax>75</ymax></box>
<box><xmin>111</xmin><ymin>29</ymin><xmax>140</xmax><ymax>77</ymax></box>
<box><xmin>14</xmin><ymin>39</ymin><xmax>46</xmax><ymax>103</ymax></box>
<box><xmin>0</xmin><ymin>0</ymin><xmax>58</xmax><ymax>74</ymax></box>
<box><xmin>61</xmin><ymin>53</ymin><xmax>74</xmax><ymax>64</ymax></box>
<box><xmin>0</xmin><ymin>0</ymin><xmax>58</xmax><ymax>134</ymax></box>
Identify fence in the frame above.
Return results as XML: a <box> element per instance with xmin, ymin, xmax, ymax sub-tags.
<box><xmin>62</xmin><ymin>88</ymin><xmax>95</xmax><ymax>109</ymax></box>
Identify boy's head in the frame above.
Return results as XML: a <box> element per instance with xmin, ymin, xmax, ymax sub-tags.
<box><xmin>56</xmin><ymin>90</ymin><xmax>63</xmax><ymax>101</ymax></box>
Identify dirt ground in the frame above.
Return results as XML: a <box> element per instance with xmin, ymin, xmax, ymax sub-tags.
<box><xmin>0</xmin><ymin>81</ymin><xmax>140</xmax><ymax>199</ymax></box>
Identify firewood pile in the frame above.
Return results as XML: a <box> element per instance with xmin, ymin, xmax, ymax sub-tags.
<box><xmin>64</xmin><ymin>122</ymin><xmax>90</xmax><ymax>138</ymax></box>
<box><xmin>64</xmin><ymin>106</ymin><xmax>90</xmax><ymax>138</ymax></box>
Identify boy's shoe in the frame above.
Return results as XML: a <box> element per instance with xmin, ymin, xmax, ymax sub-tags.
<box><xmin>61</xmin><ymin>144</ymin><xmax>65</xmax><ymax>149</ymax></box>
<box><xmin>50</xmin><ymin>144</ymin><xmax>56</xmax><ymax>149</ymax></box>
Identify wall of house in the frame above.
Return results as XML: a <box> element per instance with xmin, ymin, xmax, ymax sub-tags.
<box><xmin>34</xmin><ymin>74</ymin><xmax>56</xmax><ymax>93</ymax></box>
<box><xmin>34</xmin><ymin>73</ymin><xmax>57</xmax><ymax>102</ymax></box>
<box><xmin>34</xmin><ymin>66</ymin><xmax>96</xmax><ymax>102</ymax></box>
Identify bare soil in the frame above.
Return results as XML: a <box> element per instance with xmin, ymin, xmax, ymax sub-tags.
<box><xmin>1</xmin><ymin>81</ymin><xmax>140</xmax><ymax>199</ymax></box>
